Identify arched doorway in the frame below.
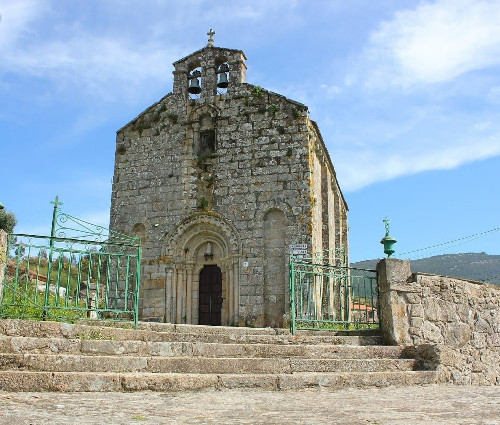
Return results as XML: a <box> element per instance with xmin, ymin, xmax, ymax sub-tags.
<box><xmin>162</xmin><ymin>212</ymin><xmax>241</xmax><ymax>326</ymax></box>
<box><xmin>198</xmin><ymin>265</ymin><xmax>223</xmax><ymax>326</ymax></box>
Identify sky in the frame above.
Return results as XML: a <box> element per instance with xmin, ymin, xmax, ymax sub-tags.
<box><xmin>1</xmin><ymin>0</ymin><xmax>499</xmax><ymax>263</ymax></box>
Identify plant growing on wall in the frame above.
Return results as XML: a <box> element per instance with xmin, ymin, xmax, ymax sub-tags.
<box><xmin>167</xmin><ymin>113</ymin><xmax>178</xmax><ymax>124</ymax></box>
<box><xmin>197</xmin><ymin>197</ymin><xmax>210</xmax><ymax>211</ymax></box>
<box><xmin>252</xmin><ymin>85</ymin><xmax>263</xmax><ymax>97</ymax></box>
<box><xmin>269</xmin><ymin>104</ymin><xmax>279</xmax><ymax>117</ymax></box>
<box><xmin>206</xmin><ymin>175</ymin><xmax>215</xmax><ymax>188</ymax></box>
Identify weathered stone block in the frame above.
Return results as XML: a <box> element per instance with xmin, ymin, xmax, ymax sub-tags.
<box><xmin>377</xmin><ymin>258</ymin><xmax>500</xmax><ymax>385</ymax></box>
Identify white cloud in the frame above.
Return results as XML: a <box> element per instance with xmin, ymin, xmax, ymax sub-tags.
<box><xmin>0</xmin><ymin>1</ymin><xmax>184</xmax><ymax>102</ymax></box>
<box><xmin>0</xmin><ymin>0</ymin><xmax>302</xmax><ymax>103</ymax></box>
<box><xmin>0</xmin><ymin>0</ymin><xmax>45</xmax><ymax>49</ymax></box>
<box><xmin>474</xmin><ymin>121</ymin><xmax>492</xmax><ymax>131</ymax></box>
<box><xmin>80</xmin><ymin>210</ymin><xmax>110</xmax><ymax>229</ymax></box>
<box><xmin>320</xmin><ymin>84</ymin><xmax>342</xmax><ymax>98</ymax></box>
<box><xmin>337</xmin><ymin>132</ymin><xmax>500</xmax><ymax>191</ymax></box>
<box><xmin>488</xmin><ymin>86</ymin><xmax>500</xmax><ymax>103</ymax></box>
<box><xmin>366</xmin><ymin>0</ymin><xmax>500</xmax><ymax>86</ymax></box>
<box><xmin>319</xmin><ymin>0</ymin><xmax>500</xmax><ymax>192</ymax></box>
<box><xmin>2</xmin><ymin>34</ymin><xmax>180</xmax><ymax>102</ymax></box>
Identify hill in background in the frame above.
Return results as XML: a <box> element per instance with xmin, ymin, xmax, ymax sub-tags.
<box><xmin>351</xmin><ymin>252</ymin><xmax>500</xmax><ymax>286</ymax></box>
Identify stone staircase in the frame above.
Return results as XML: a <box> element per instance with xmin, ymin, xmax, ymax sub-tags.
<box><xmin>0</xmin><ymin>319</ymin><xmax>437</xmax><ymax>391</ymax></box>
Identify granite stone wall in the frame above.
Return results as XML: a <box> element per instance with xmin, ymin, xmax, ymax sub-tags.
<box><xmin>378</xmin><ymin>258</ymin><xmax>500</xmax><ymax>385</ymax></box>
<box><xmin>109</xmin><ymin>44</ymin><xmax>348</xmax><ymax>326</ymax></box>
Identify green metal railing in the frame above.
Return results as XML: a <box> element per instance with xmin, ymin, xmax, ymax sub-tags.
<box><xmin>290</xmin><ymin>251</ymin><xmax>378</xmax><ymax>334</ymax></box>
<box><xmin>0</xmin><ymin>197</ymin><xmax>141</xmax><ymax>327</ymax></box>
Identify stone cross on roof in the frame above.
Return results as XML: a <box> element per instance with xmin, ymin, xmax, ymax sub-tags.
<box><xmin>207</xmin><ymin>29</ymin><xmax>215</xmax><ymax>47</ymax></box>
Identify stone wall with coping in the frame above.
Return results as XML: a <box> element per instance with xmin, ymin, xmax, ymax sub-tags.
<box><xmin>0</xmin><ymin>229</ymin><xmax>6</xmax><ymax>303</ymax></box>
<box><xmin>377</xmin><ymin>258</ymin><xmax>500</xmax><ymax>385</ymax></box>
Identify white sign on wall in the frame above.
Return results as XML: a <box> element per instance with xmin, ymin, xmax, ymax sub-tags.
<box><xmin>289</xmin><ymin>244</ymin><xmax>308</xmax><ymax>256</ymax></box>
<box><xmin>289</xmin><ymin>244</ymin><xmax>308</xmax><ymax>250</ymax></box>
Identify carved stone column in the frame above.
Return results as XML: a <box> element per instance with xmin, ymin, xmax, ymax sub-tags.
<box><xmin>233</xmin><ymin>259</ymin><xmax>239</xmax><ymax>325</ymax></box>
<box><xmin>171</xmin><ymin>267</ymin><xmax>178</xmax><ymax>322</ymax></box>
<box><xmin>176</xmin><ymin>266</ymin><xmax>184</xmax><ymax>323</ymax></box>
<box><xmin>185</xmin><ymin>265</ymin><xmax>194</xmax><ymax>324</ymax></box>
<box><xmin>227</xmin><ymin>265</ymin><xmax>234</xmax><ymax>325</ymax></box>
<box><xmin>165</xmin><ymin>266</ymin><xmax>174</xmax><ymax>323</ymax></box>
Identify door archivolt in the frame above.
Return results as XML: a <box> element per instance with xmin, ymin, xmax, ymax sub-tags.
<box><xmin>162</xmin><ymin>212</ymin><xmax>241</xmax><ymax>259</ymax></box>
<box><xmin>161</xmin><ymin>213</ymin><xmax>241</xmax><ymax>325</ymax></box>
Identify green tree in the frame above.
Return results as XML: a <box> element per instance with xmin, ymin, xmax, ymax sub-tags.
<box><xmin>0</xmin><ymin>207</ymin><xmax>17</xmax><ymax>234</ymax></box>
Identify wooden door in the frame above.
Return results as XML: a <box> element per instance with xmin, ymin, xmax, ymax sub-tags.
<box><xmin>198</xmin><ymin>265</ymin><xmax>222</xmax><ymax>326</ymax></box>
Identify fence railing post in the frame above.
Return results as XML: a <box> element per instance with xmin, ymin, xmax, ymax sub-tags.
<box><xmin>290</xmin><ymin>250</ymin><xmax>379</xmax><ymax>331</ymax></box>
<box><xmin>0</xmin><ymin>230</ymin><xmax>7</xmax><ymax>305</ymax></box>
<box><xmin>289</xmin><ymin>255</ymin><xmax>296</xmax><ymax>335</ymax></box>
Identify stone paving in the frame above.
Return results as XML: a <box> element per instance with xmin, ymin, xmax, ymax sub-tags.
<box><xmin>1</xmin><ymin>385</ymin><xmax>499</xmax><ymax>424</ymax></box>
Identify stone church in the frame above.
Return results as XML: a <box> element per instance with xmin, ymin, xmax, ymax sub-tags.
<box><xmin>109</xmin><ymin>32</ymin><xmax>348</xmax><ymax>328</ymax></box>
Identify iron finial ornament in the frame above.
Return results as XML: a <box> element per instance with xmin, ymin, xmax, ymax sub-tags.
<box><xmin>383</xmin><ymin>217</ymin><xmax>390</xmax><ymax>237</ymax></box>
<box><xmin>380</xmin><ymin>217</ymin><xmax>397</xmax><ymax>258</ymax></box>
<box><xmin>50</xmin><ymin>195</ymin><xmax>64</xmax><ymax>208</ymax></box>
<box><xmin>207</xmin><ymin>28</ymin><xmax>215</xmax><ymax>46</ymax></box>
<box><xmin>50</xmin><ymin>195</ymin><xmax>63</xmax><ymax>239</ymax></box>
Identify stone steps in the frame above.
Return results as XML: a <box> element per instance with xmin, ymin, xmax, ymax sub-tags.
<box><xmin>0</xmin><ymin>353</ymin><xmax>417</xmax><ymax>374</ymax></box>
<box><xmin>0</xmin><ymin>319</ymin><xmax>437</xmax><ymax>391</ymax></box>
<box><xmin>0</xmin><ymin>370</ymin><xmax>437</xmax><ymax>392</ymax></box>
<box><xmin>0</xmin><ymin>320</ymin><xmax>383</xmax><ymax>346</ymax></box>
<box><xmin>0</xmin><ymin>335</ymin><xmax>414</xmax><ymax>359</ymax></box>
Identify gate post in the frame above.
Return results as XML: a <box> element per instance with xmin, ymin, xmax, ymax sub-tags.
<box><xmin>376</xmin><ymin>258</ymin><xmax>412</xmax><ymax>345</ymax></box>
<box><xmin>0</xmin><ymin>230</ymin><xmax>7</xmax><ymax>303</ymax></box>
<box><xmin>43</xmin><ymin>197</ymin><xmax>63</xmax><ymax>319</ymax></box>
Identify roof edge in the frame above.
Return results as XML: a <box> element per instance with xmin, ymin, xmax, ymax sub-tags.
<box><xmin>309</xmin><ymin>119</ymin><xmax>349</xmax><ymax>211</ymax></box>
<box><xmin>116</xmin><ymin>92</ymin><xmax>175</xmax><ymax>134</ymax></box>
<box><xmin>173</xmin><ymin>45</ymin><xmax>247</xmax><ymax>65</ymax></box>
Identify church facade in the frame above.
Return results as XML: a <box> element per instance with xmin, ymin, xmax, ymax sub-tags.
<box><xmin>109</xmin><ymin>34</ymin><xmax>348</xmax><ymax>327</ymax></box>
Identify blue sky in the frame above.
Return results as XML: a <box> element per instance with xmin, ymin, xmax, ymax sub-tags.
<box><xmin>1</xmin><ymin>0</ymin><xmax>499</xmax><ymax>262</ymax></box>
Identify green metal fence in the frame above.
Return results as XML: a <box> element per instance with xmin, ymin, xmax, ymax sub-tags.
<box><xmin>289</xmin><ymin>251</ymin><xmax>378</xmax><ymax>334</ymax></box>
<box><xmin>0</xmin><ymin>198</ymin><xmax>141</xmax><ymax>326</ymax></box>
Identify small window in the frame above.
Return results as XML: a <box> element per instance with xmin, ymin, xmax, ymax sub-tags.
<box><xmin>199</xmin><ymin>130</ymin><xmax>216</xmax><ymax>155</ymax></box>
<box><xmin>132</xmin><ymin>223</ymin><xmax>146</xmax><ymax>244</ymax></box>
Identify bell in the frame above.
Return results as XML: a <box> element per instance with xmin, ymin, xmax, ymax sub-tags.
<box><xmin>217</xmin><ymin>72</ymin><xmax>228</xmax><ymax>88</ymax></box>
<box><xmin>188</xmin><ymin>77</ymin><xmax>201</xmax><ymax>94</ymax></box>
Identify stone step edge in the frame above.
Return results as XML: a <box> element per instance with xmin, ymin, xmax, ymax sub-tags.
<box><xmin>0</xmin><ymin>319</ymin><xmax>382</xmax><ymax>342</ymax></box>
<box><xmin>84</xmin><ymin>320</ymin><xmax>382</xmax><ymax>337</ymax></box>
<box><xmin>0</xmin><ymin>370</ymin><xmax>438</xmax><ymax>392</ymax></box>
<box><xmin>0</xmin><ymin>353</ymin><xmax>419</xmax><ymax>374</ymax></box>
<box><xmin>0</xmin><ymin>328</ymin><xmax>382</xmax><ymax>347</ymax></box>
<box><xmin>0</xmin><ymin>335</ymin><xmax>412</xmax><ymax>358</ymax></box>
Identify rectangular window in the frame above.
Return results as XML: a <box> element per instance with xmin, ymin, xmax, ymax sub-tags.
<box><xmin>199</xmin><ymin>130</ymin><xmax>216</xmax><ymax>155</ymax></box>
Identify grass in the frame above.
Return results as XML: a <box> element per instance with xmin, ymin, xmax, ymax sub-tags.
<box><xmin>76</xmin><ymin>330</ymin><xmax>113</xmax><ymax>340</ymax></box>
<box><xmin>0</xmin><ymin>273</ymin><xmax>112</xmax><ymax>323</ymax></box>
<box><xmin>0</xmin><ymin>280</ymin><xmax>88</xmax><ymax>322</ymax></box>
